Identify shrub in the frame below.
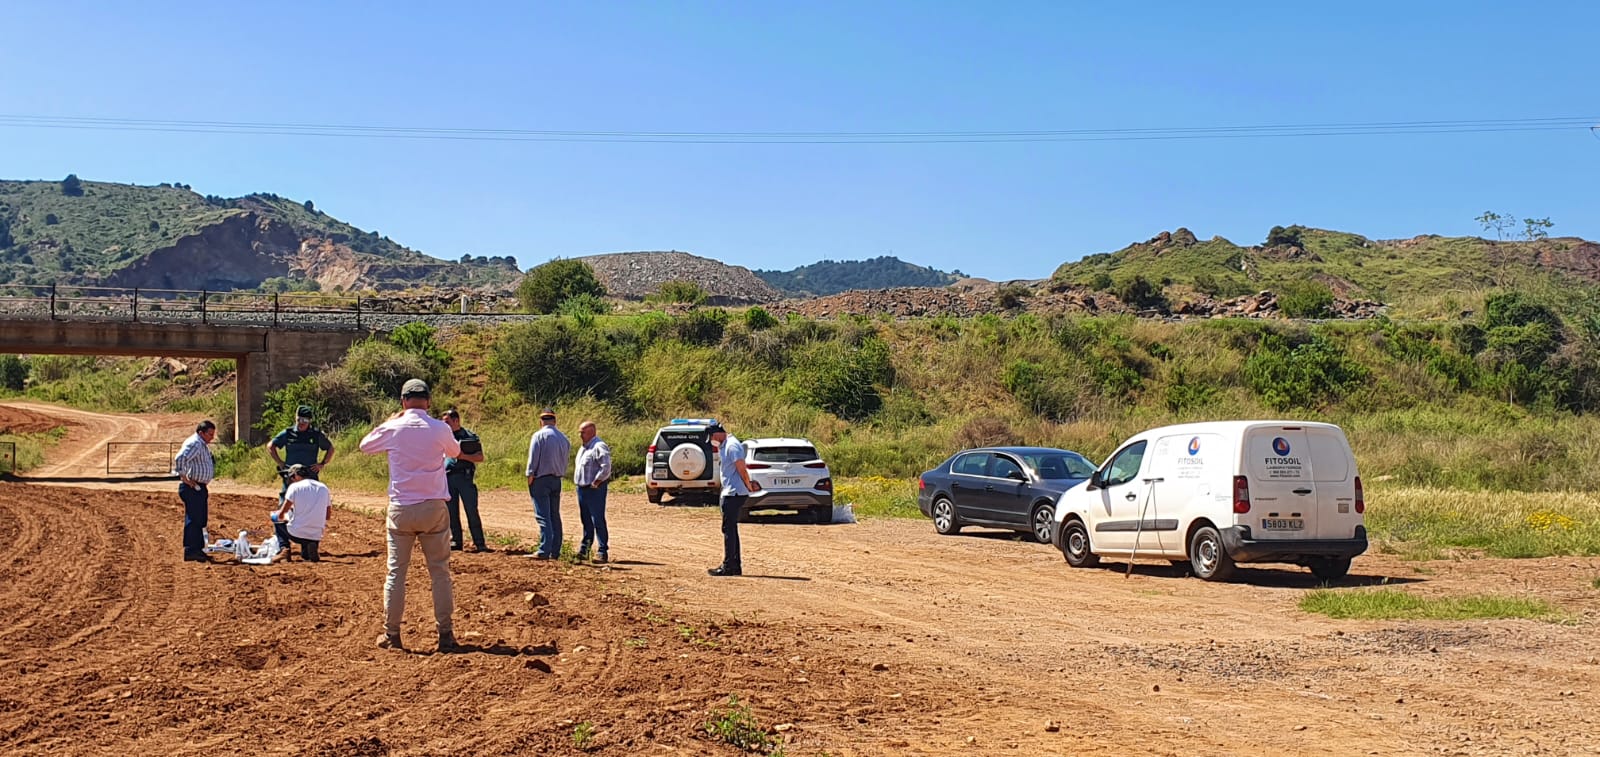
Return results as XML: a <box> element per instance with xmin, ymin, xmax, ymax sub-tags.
<box><xmin>44</xmin><ymin>213</ymin><xmax>59</xmax><ymax>226</ymax></box>
<box><xmin>1278</xmin><ymin>280</ymin><xmax>1335</xmax><ymax>319</ymax></box>
<box><xmin>672</xmin><ymin>308</ymin><xmax>730</xmax><ymax>346</ymax></box>
<box><xmin>648</xmin><ymin>280</ymin><xmax>707</xmax><ymax>305</ymax></box>
<box><xmin>516</xmin><ymin>259</ymin><xmax>606</xmax><ymax>314</ymax></box>
<box><xmin>387</xmin><ymin>321</ymin><xmax>451</xmax><ymax>376</ymax></box>
<box><xmin>0</xmin><ymin>355</ymin><xmax>27</xmax><ymax>391</ymax></box>
<box><xmin>556</xmin><ymin>292</ymin><xmax>611</xmax><ymax>318</ymax></box>
<box><xmin>956</xmin><ymin>416</ymin><xmax>1014</xmax><ymax>448</ymax></box>
<box><xmin>1002</xmin><ymin>359</ymin><xmax>1078</xmax><ymax>421</ymax></box>
<box><xmin>1088</xmin><ymin>272</ymin><xmax>1114</xmax><ymax>291</ymax></box>
<box><xmin>782</xmin><ymin>336</ymin><xmax>894</xmax><ymax>420</ymax></box>
<box><xmin>343</xmin><ymin>338</ymin><xmax>435</xmax><ymax>399</ymax></box>
<box><xmin>60</xmin><ymin>174</ymin><xmax>84</xmax><ymax>196</ymax></box>
<box><xmin>257</xmin><ymin>369</ymin><xmax>375</xmax><ymax>435</ymax></box>
<box><xmin>492</xmin><ymin>320</ymin><xmax>625</xmax><ymax>404</ymax></box>
<box><xmin>743</xmin><ymin>306</ymin><xmax>778</xmax><ymax>331</ymax></box>
<box><xmin>1115</xmin><ymin>275</ymin><xmax>1167</xmax><ymax>310</ymax></box>
<box><xmin>995</xmin><ymin>283</ymin><xmax>1032</xmax><ymax>310</ymax></box>
<box><xmin>1265</xmin><ymin>224</ymin><xmax>1304</xmax><ymax>247</ymax></box>
<box><xmin>1245</xmin><ymin>333</ymin><xmax>1370</xmax><ymax>410</ymax></box>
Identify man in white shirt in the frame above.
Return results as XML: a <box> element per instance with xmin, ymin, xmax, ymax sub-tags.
<box><xmin>358</xmin><ymin>378</ymin><xmax>463</xmax><ymax>652</ymax></box>
<box><xmin>272</xmin><ymin>464</ymin><xmax>332</xmax><ymax>562</ymax></box>
<box><xmin>573</xmin><ymin>420</ymin><xmax>613</xmax><ymax>563</ymax></box>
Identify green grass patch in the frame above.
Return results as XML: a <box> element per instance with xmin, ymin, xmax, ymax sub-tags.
<box><xmin>834</xmin><ymin>476</ymin><xmax>921</xmax><ymax>519</ymax></box>
<box><xmin>1300</xmin><ymin>589</ymin><xmax>1559</xmax><ymax>621</ymax></box>
<box><xmin>0</xmin><ymin>428</ymin><xmax>65</xmax><ymax>473</ymax></box>
<box><xmin>1366</xmin><ymin>486</ymin><xmax>1600</xmax><ymax>559</ymax></box>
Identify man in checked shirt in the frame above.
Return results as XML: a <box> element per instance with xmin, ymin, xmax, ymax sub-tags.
<box><xmin>173</xmin><ymin>420</ymin><xmax>219</xmax><ymax>563</ymax></box>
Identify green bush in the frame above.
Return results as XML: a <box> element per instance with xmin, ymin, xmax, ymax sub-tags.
<box><xmin>343</xmin><ymin>338</ymin><xmax>435</xmax><ymax>399</ymax></box>
<box><xmin>492</xmin><ymin>320</ymin><xmax>625</xmax><ymax>404</ymax></box>
<box><xmin>1278</xmin><ymin>280</ymin><xmax>1335</xmax><ymax>318</ymax></box>
<box><xmin>387</xmin><ymin>322</ymin><xmax>451</xmax><ymax>376</ymax></box>
<box><xmin>0</xmin><ymin>355</ymin><xmax>27</xmax><ymax>391</ymax></box>
<box><xmin>1245</xmin><ymin>333</ymin><xmax>1370</xmax><ymax>410</ymax></box>
<box><xmin>782</xmin><ymin>336</ymin><xmax>894</xmax><ymax>420</ymax></box>
<box><xmin>995</xmin><ymin>284</ymin><xmax>1032</xmax><ymax>310</ymax></box>
<box><xmin>516</xmin><ymin>259</ymin><xmax>606</xmax><ymax>314</ymax></box>
<box><xmin>1088</xmin><ymin>272</ymin><xmax>1113</xmax><ymax>291</ymax></box>
<box><xmin>257</xmin><ymin>369</ymin><xmax>376</xmax><ymax>435</ymax></box>
<box><xmin>1002</xmin><ymin>359</ymin><xmax>1079</xmax><ymax>421</ymax></box>
<box><xmin>672</xmin><ymin>308</ymin><xmax>730</xmax><ymax>346</ymax></box>
<box><xmin>1115</xmin><ymin>275</ymin><xmax>1168</xmax><ymax>310</ymax></box>
<box><xmin>556</xmin><ymin>292</ymin><xmax>611</xmax><ymax>318</ymax></box>
<box><xmin>647</xmin><ymin>280</ymin><xmax>707</xmax><ymax>305</ymax></box>
<box><xmin>743</xmin><ymin>306</ymin><xmax>778</xmax><ymax>331</ymax></box>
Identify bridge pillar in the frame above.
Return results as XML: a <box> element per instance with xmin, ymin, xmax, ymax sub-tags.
<box><xmin>236</xmin><ymin>330</ymin><xmax>366</xmax><ymax>444</ymax></box>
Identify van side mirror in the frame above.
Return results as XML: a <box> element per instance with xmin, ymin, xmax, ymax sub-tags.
<box><xmin>1087</xmin><ymin>470</ymin><xmax>1104</xmax><ymax>490</ymax></box>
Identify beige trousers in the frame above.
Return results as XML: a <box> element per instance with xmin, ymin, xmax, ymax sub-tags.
<box><xmin>384</xmin><ymin>499</ymin><xmax>453</xmax><ymax>637</ymax></box>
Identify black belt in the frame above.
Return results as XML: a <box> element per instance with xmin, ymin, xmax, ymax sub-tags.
<box><xmin>533</xmin><ymin>473</ymin><xmax>560</xmax><ymax>479</ymax></box>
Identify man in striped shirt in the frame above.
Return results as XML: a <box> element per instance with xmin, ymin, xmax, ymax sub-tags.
<box><xmin>173</xmin><ymin>420</ymin><xmax>218</xmax><ymax>563</ymax></box>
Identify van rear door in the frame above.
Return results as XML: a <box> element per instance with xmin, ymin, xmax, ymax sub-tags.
<box><xmin>1304</xmin><ymin>426</ymin><xmax>1361</xmax><ymax>540</ymax></box>
<box><xmin>1243</xmin><ymin>426</ymin><xmax>1316</xmax><ymax>540</ymax></box>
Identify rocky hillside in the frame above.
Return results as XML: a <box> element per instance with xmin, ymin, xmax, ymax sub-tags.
<box><xmin>755</xmin><ymin>255</ymin><xmax>960</xmax><ymax>296</ymax></box>
<box><xmin>577</xmin><ymin>251</ymin><xmax>782</xmax><ymax>304</ymax></box>
<box><xmin>0</xmin><ymin>178</ymin><xmax>518</xmax><ymax>291</ymax></box>
<box><xmin>1052</xmin><ymin>225</ymin><xmax>1600</xmax><ymax>310</ymax></box>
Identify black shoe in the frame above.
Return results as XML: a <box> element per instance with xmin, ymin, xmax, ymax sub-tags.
<box><xmin>450</xmin><ymin>544</ymin><xmax>463</xmax><ymax>551</ymax></box>
<box><xmin>437</xmin><ymin>631</ymin><xmax>460</xmax><ymax>652</ymax></box>
<box><xmin>707</xmin><ymin>565</ymin><xmax>741</xmax><ymax>577</ymax></box>
<box><xmin>184</xmin><ymin>553</ymin><xmax>212</xmax><ymax>563</ymax></box>
<box><xmin>595</xmin><ymin>553</ymin><xmax>609</xmax><ymax>564</ymax></box>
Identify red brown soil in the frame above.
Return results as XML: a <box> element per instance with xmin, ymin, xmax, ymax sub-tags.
<box><xmin>3</xmin><ymin>402</ymin><xmax>1600</xmax><ymax>755</ymax></box>
<box><xmin>0</xmin><ymin>404</ymin><xmax>74</xmax><ymax>435</ymax></box>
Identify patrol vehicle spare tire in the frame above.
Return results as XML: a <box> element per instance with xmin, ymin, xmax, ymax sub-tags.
<box><xmin>668</xmin><ymin>443</ymin><xmax>707</xmax><ymax>479</ymax></box>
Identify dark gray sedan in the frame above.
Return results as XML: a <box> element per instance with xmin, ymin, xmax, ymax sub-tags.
<box><xmin>917</xmin><ymin>446</ymin><xmax>1097</xmax><ymax>542</ymax></box>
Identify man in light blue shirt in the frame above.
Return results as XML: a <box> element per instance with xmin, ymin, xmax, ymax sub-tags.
<box><xmin>524</xmin><ymin>407</ymin><xmax>571</xmax><ymax>559</ymax></box>
<box><xmin>173</xmin><ymin>420</ymin><xmax>218</xmax><ymax>563</ymax></box>
<box><xmin>573</xmin><ymin>420</ymin><xmax>613</xmax><ymax>563</ymax></box>
<box><xmin>707</xmin><ymin>423</ymin><xmax>760</xmax><ymax>577</ymax></box>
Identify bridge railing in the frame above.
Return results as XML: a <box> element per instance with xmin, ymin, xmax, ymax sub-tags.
<box><xmin>0</xmin><ymin>284</ymin><xmax>368</xmax><ymax>327</ymax></box>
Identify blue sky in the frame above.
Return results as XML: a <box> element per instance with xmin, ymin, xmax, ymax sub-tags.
<box><xmin>2</xmin><ymin>1</ymin><xmax>1597</xmax><ymax>280</ymax></box>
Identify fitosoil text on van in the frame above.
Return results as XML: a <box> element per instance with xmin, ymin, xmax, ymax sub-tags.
<box><xmin>1052</xmin><ymin>421</ymin><xmax>1368</xmax><ymax>581</ymax></box>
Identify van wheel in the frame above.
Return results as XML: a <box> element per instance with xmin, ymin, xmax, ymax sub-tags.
<box><xmin>1030</xmin><ymin>505</ymin><xmax>1055</xmax><ymax>544</ymax></box>
<box><xmin>1060</xmin><ymin>520</ymin><xmax>1099</xmax><ymax>568</ymax></box>
<box><xmin>1189</xmin><ymin>526</ymin><xmax>1236</xmax><ymax>581</ymax></box>
<box><xmin>932</xmin><ymin>497</ymin><xmax>961</xmax><ymax>535</ymax></box>
<box><xmin>646</xmin><ymin>489</ymin><xmax>663</xmax><ymax>504</ymax></box>
<box><xmin>1308</xmin><ymin>557</ymin><xmax>1351</xmax><ymax>582</ymax></box>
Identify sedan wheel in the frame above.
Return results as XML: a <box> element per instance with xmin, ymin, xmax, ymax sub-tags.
<box><xmin>1031</xmin><ymin>505</ymin><xmax>1054</xmax><ymax>544</ymax></box>
<box><xmin>932</xmin><ymin>497</ymin><xmax>961</xmax><ymax>535</ymax></box>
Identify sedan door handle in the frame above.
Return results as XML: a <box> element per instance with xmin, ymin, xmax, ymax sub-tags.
<box><xmin>985</xmin><ymin>485</ymin><xmax>995</xmax><ymax>492</ymax></box>
<box><xmin>1124</xmin><ymin>493</ymin><xmax>1138</xmax><ymax>501</ymax></box>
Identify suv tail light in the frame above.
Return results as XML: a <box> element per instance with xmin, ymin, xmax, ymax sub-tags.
<box><xmin>746</xmin><ymin>463</ymin><xmax>771</xmax><ymax>469</ymax></box>
<box><xmin>1232</xmin><ymin>475</ymin><xmax>1251</xmax><ymax>514</ymax></box>
<box><xmin>647</xmin><ymin>444</ymin><xmax>656</xmax><ymax>457</ymax></box>
<box><xmin>1354</xmin><ymin>476</ymin><xmax>1365</xmax><ymax>514</ymax></box>
<box><xmin>817</xmin><ymin>477</ymin><xmax>832</xmax><ymax>491</ymax></box>
<box><xmin>803</xmin><ymin>462</ymin><xmax>827</xmax><ymax>469</ymax></box>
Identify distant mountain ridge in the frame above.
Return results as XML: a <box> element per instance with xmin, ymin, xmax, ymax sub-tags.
<box><xmin>0</xmin><ymin>178</ymin><xmax>516</xmax><ymax>291</ymax></box>
<box><xmin>755</xmin><ymin>255</ymin><xmax>962</xmax><ymax>296</ymax></box>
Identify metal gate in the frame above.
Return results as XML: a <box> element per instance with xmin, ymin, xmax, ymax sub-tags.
<box><xmin>106</xmin><ymin>442</ymin><xmax>181</xmax><ymax>475</ymax></box>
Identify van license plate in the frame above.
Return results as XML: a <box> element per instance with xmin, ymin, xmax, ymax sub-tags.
<box><xmin>1262</xmin><ymin>519</ymin><xmax>1304</xmax><ymax>530</ymax></box>
<box><xmin>772</xmin><ymin>477</ymin><xmax>803</xmax><ymax>487</ymax></box>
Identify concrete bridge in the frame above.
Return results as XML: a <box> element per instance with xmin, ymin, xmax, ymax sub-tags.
<box><xmin>0</xmin><ymin>317</ymin><xmax>365</xmax><ymax>443</ymax></box>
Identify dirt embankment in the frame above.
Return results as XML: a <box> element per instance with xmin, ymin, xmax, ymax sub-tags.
<box><xmin>580</xmin><ymin>251</ymin><xmax>783</xmax><ymax>304</ymax></box>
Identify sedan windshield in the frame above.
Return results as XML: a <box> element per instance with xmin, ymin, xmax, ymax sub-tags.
<box><xmin>1021</xmin><ymin>452</ymin><xmax>1096</xmax><ymax>480</ymax></box>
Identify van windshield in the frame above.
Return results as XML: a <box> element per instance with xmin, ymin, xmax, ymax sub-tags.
<box><xmin>1022</xmin><ymin>452</ymin><xmax>1096</xmax><ymax>480</ymax></box>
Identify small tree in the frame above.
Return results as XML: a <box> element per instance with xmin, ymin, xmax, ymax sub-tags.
<box><xmin>1115</xmin><ymin>275</ymin><xmax>1168</xmax><ymax>311</ymax></box>
<box><xmin>1277</xmin><ymin>280</ymin><xmax>1335</xmax><ymax>319</ymax></box>
<box><xmin>516</xmin><ymin>258</ymin><xmax>606</xmax><ymax>314</ymax></box>
<box><xmin>148</xmin><ymin>220</ymin><xmax>160</xmax><ymax>232</ymax></box>
<box><xmin>0</xmin><ymin>354</ymin><xmax>28</xmax><ymax>391</ymax></box>
<box><xmin>60</xmin><ymin>174</ymin><xmax>84</xmax><ymax>196</ymax></box>
<box><xmin>1521</xmin><ymin>217</ymin><xmax>1553</xmax><ymax>242</ymax></box>
<box><xmin>1476</xmin><ymin>210</ymin><xmax>1514</xmax><ymax>241</ymax></box>
<box><xmin>303</xmin><ymin>199</ymin><xmax>316</xmax><ymax>213</ymax></box>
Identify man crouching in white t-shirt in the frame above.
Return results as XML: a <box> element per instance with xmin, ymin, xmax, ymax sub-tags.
<box><xmin>273</xmin><ymin>464</ymin><xmax>333</xmax><ymax>562</ymax></box>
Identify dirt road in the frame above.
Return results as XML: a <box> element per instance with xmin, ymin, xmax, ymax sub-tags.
<box><xmin>2</xmin><ymin>402</ymin><xmax>1598</xmax><ymax>755</ymax></box>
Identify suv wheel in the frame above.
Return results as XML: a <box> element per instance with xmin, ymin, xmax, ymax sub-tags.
<box><xmin>646</xmin><ymin>488</ymin><xmax>663</xmax><ymax>504</ymax></box>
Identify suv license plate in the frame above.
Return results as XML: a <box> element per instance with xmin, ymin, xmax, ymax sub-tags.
<box><xmin>1262</xmin><ymin>518</ymin><xmax>1304</xmax><ymax>530</ymax></box>
<box><xmin>772</xmin><ymin>477</ymin><xmax>803</xmax><ymax>487</ymax></box>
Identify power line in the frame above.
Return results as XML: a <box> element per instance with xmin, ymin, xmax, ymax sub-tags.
<box><xmin>0</xmin><ymin>113</ymin><xmax>1595</xmax><ymax>144</ymax></box>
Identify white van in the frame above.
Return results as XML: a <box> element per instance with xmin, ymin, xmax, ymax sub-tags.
<box><xmin>1052</xmin><ymin>421</ymin><xmax>1367</xmax><ymax>581</ymax></box>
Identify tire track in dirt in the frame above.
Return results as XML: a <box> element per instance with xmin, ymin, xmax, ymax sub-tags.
<box><xmin>1</xmin><ymin>401</ymin><xmax>169</xmax><ymax>477</ymax></box>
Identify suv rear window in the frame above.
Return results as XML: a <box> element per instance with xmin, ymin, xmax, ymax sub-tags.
<box><xmin>752</xmin><ymin>446</ymin><xmax>819</xmax><ymax>463</ymax></box>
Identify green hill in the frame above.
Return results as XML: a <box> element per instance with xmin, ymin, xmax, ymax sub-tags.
<box><xmin>1052</xmin><ymin>226</ymin><xmax>1600</xmax><ymax>312</ymax></box>
<box><xmin>755</xmin><ymin>255</ymin><xmax>962</xmax><ymax>296</ymax></box>
<box><xmin>0</xmin><ymin>177</ymin><xmax>519</xmax><ymax>291</ymax></box>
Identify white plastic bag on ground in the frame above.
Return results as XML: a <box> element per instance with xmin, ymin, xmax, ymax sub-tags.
<box><xmin>831</xmin><ymin>503</ymin><xmax>857</xmax><ymax>524</ymax></box>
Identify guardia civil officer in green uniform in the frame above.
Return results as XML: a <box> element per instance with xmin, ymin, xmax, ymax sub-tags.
<box><xmin>269</xmin><ymin>404</ymin><xmax>335</xmax><ymax>502</ymax></box>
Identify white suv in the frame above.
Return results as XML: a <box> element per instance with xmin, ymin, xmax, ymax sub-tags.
<box><xmin>744</xmin><ymin>437</ymin><xmax>834</xmax><ymax>524</ymax></box>
<box><xmin>646</xmin><ymin>418</ymin><xmax>722</xmax><ymax>504</ymax></box>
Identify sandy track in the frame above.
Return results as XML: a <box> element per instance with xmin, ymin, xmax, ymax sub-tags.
<box><xmin>4</xmin><ymin>401</ymin><xmax>1600</xmax><ymax>755</ymax></box>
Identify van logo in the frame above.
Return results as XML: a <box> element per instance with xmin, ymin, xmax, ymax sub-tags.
<box><xmin>1272</xmin><ymin>437</ymin><xmax>1292</xmax><ymax>456</ymax></box>
<box><xmin>1187</xmin><ymin>437</ymin><xmax>1201</xmax><ymax>456</ymax></box>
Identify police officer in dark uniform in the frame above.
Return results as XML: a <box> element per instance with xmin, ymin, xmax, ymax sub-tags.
<box><xmin>268</xmin><ymin>404</ymin><xmax>335</xmax><ymax>503</ymax></box>
<box><xmin>443</xmin><ymin>409</ymin><xmax>488</xmax><ymax>551</ymax></box>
